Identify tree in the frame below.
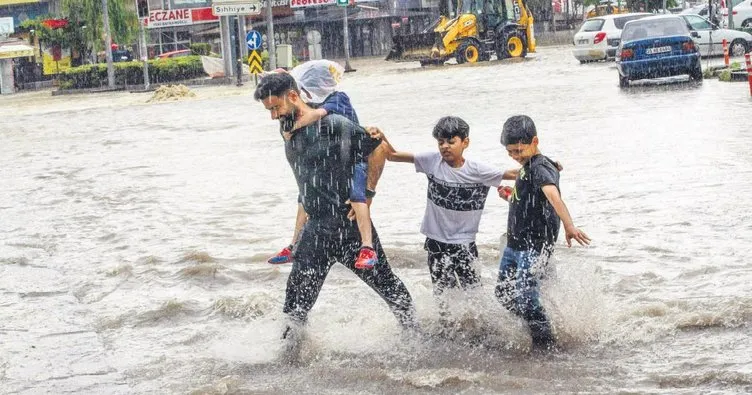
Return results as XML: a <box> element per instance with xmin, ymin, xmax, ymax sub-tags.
<box><xmin>62</xmin><ymin>0</ymin><xmax>139</xmax><ymax>64</ymax></box>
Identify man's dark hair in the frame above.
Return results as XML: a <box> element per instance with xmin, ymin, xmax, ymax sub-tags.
<box><xmin>501</xmin><ymin>115</ymin><xmax>537</xmax><ymax>145</ymax></box>
<box><xmin>253</xmin><ymin>72</ymin><xmax>299</xmax><ymax>101</ymax></box>
<box><xmin>432</xmin><ymin>116</ymin><xmax>469</xmax><ymax>140</ymax></box>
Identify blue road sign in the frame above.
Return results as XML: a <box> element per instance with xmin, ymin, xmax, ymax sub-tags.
<box><xmin>246</xmin><ymin>30</ymin><xmax>262</xmax><ymax>51</ymax></box>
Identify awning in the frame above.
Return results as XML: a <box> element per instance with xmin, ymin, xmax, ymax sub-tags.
<box><xmin>0</xmin><ymin>43</ymin><xmax>34</xmax><ymax>59</ymax></box>
<box><xmin>0</xmin><ymin>0</ymin><xmax>40</xmax><ymax>6</ymax></box>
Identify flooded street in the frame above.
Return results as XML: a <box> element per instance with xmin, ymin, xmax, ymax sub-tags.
<box><xmin>1</xmin><ymin>45</ymin><xmax>751</xmax><ymax>394</ymax></box>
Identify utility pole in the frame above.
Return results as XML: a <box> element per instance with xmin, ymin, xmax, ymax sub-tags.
<box><xmin>136</xmin><ymin>0</ymin><xmax>150</xmax><ymax>90</ymax></box>
<box><xmin>265</xmin><ymin>0</ymin><xmax>276</xmax><ymax>70</ymax></box>
<box><xmin>342</xmin><ymin>5</ymin><xmax>353</xmax><ymax>71</ymax></box>
<box><xmin>102</xmin><ymin>0</ymin><xmax>115</xmax><ymax>89</ymax></box>
<box><xmin>728</xmin><ymin>0</ymin><xmax>735</xmax><ymax>29</ymax></box>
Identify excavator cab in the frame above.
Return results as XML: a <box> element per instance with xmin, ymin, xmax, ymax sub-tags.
<box><xmin>386</xmin><ymin>0</ymin><xmax>535</xmax><ymax>65</ymax></box>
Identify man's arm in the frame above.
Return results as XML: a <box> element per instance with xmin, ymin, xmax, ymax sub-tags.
<box><xmin>541</xmin><ymin>185</ymin><xmax>591</xmax><ymax>247</ymax></box>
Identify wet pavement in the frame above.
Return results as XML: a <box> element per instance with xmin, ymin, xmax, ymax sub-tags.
<box><xmin>1</xmin><ymin>45</ymin><xmax>751</xmax><ymax>394</ymax></box>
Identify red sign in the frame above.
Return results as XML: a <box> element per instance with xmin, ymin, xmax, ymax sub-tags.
<box><xmin>290</xmin><ymin>0</ymin><xmax>336</xmax><ymax>8</ymax></box>
<box><xmin>144</xmin><ymin>7</ymin><xmax>218</xmax><ymax>28</ymax></box>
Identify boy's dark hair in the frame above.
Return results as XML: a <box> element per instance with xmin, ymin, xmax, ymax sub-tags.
<box><xmin>432</xmin><ymin>116</ymin><xmax>469</xmax><ymax>140</ymax></box>
<box><xmin>253</xmin><ymin>72</ymin><xmax>299</xmax><ymax>101</ymax></box>
<box><xmin>501</xmin><ymin>115</ymin><xmax>537</xmax><ymax>145</ymax></box>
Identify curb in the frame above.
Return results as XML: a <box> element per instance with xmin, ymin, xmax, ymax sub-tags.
<box><xmin>51</xmin><ymin>76</ymin><xmax>251</xmax><ymax>96</ymax></box>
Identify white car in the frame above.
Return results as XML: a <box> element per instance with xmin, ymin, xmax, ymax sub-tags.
<box><xmin>572</xmin><ymin>13</ymin><xmax>651</xmax><ymax>63</ymax></box>
<box><xmin>682</xmin><ymin>14</ymin><xmax>752</xmax><ymax>56</ymax></box>
<box><xmin>721</xmin><ymin>0</ymin><xmax>752</xmax><ymax>28</ymax></box>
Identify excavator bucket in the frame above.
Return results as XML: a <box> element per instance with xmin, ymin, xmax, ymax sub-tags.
<box><xmin>385</xmin><ymin>32</ymin><xmax>441</xmax><ymax>62</ymax></box>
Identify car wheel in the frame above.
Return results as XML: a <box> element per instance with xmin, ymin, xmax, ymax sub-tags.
<box><xmin>689</xmin><ymin>64</ymin><xmax>703</xmax><ymax>82</ymax></box>
<box><xmin>730</xmin><ymin>39</ymin><xmax>748</xmax><ymax>57</ymax></box>
<box><xmin>741</xmin><ymin>19</ymin><xmax>752</xmax><ymax>28</ymax></box>
<box><xmin>619</xmin><ymin>74</ymin><xmax>629</xmax><ymax>88</ymax></box>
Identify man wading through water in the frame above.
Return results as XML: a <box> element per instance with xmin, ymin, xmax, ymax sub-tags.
<box><xmin>254</xmin><ymin>72</ymin><xmax>419</xmax><ymax>348</ymax></box>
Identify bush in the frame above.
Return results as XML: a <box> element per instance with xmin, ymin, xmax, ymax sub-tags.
<box><xmin>190</xmin><ymin>43</ymin><xmax>211</xmax><ymax>56</ymax></box>
<box><xmin>57</xmin><ymin>56</ymin><xmax>206</xmax><ymax>89</ymax></box>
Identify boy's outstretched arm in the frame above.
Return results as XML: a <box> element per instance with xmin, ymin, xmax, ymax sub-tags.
<box><xmin>367</xmin><ymin>128</ymin><xmax>414</xmax><ymax>163</ymax></box>
<box><xmin>502</xmin><ymin>168</ymin><xmax>519</xmax><ymax>180</ymax></box>
<box><xmin>502</xmin><ymin>162</ymin><xmax>562</xmax><ymax>181</ymax></box>
<box><xmin>291</xmin><ymin>108</ymin><xmax>327</xmax><ymax>131</ymax></box>
<box><xmin>541</xmin><ymin>185</ymin><xmax>591</xmax><ymax>247</ymax></box>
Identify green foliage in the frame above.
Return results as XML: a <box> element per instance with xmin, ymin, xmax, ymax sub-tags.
<box><xmin>190</xmin><ymin>43</ymin><xmax>211</xmax><ymax>56</ymax></box>
<box><xmin>57</xmin><ymin>56</ymin><xmax>206</xmax><ymax>89</ymax></box>
<box><xmin>718</xmin><ymin>68</ymin><xmax>732</xmax><ymax>81</ymax></box>
<box><xmin>61</xmin><ymin>0</ymin><xmax>139</xmax><ymax>58</ymax></box>
<box><xmin>20</xmin><ymin>17</ymin><xmax>68</xmax><ymax>47</ymax></box>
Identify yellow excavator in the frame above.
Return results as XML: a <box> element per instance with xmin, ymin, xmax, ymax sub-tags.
<box><xmin>386</xmin><ymin>0</ymin><xmax>536</xmax><ymax>66</ymax></box>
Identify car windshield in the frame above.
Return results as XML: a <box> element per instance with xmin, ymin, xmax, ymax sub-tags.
<box><xmin>614</xmin><ymin>14</ymin><xmax>649</xmax><ymax>29</ymax></box>
<box><xmin>621</xmin><ymin>18</ymin><xmax>689</xmax><ymax>41</ymax></box>
<box><xmin>580</xmin><ymin>19</ymin><xmax>605</xmax><ymax>32</ymax></box>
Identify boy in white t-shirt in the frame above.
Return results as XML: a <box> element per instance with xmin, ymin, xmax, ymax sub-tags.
<box><xmin>378</xmin><ymin>116</ymin><xmax>518</xmax><ymax>319</ymax></box>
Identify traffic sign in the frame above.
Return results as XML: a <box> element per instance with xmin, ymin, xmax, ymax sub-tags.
<box><xmin>248</xmin><ymin>50</ymin><xmax>263</xmax><ymax>74</ymax></box>
<box><xmin>212</xmin><ymin>2</ymin><xmax>262</xmax><ymax>16</ymax></box>
<box><xmin>246</xmin><ymin>30</ymin><xmax>262</xmax><ymax>51</ymax></box>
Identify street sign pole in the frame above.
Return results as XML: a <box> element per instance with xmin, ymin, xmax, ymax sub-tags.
<box><xmin>265</xmin><ymin>0</ymin><xmax>276</xmax><ymax>70</ymax></box>
<box><xmin>236</xmin><ymin>16</ymin><xmax>243</xmax><ymax>86</ymax></box>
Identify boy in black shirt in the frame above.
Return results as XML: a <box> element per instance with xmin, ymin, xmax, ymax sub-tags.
<box><xmin>495</xmin><ymin>115</ymin><xmax>590</xmax><ymax>351</ymax></box>
<box><xmin>253</xmin><ymin>73</ymin><xmax>418</xmax><ymax>340</ymax></box>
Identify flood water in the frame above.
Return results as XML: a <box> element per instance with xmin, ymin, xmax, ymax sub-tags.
<box><xmin>1</xmin><ymin>45</ymin><xmax>751</xmax><ymax>394</ymax></box>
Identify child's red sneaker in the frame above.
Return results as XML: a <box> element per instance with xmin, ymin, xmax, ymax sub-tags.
<box><xmin>354</xmin><ymin>246</ymin><xmax>377</xmax><ymax>269</ymax></box>
<box><xmin>268</xmin><ymin>245</ymin><xmax>293</xmax><ymax>264</ymax></box>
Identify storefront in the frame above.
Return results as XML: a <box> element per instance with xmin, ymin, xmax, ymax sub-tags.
<box><xmin>0</xmin><ymin>40</ymin><xmax>34</xmax><ymax>94</ymax></box>
<box><xmin>141</xmin><ymin>5</ymin><xmax>220</xmax><ymax>57</ymax></box>
<box><xmin>0</xmin><ymin>0</ymin><xmax>50</xmax><ymax>29</ymax></box>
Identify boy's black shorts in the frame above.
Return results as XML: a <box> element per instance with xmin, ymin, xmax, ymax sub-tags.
<box><xmin>423</xmin><ymin>237</ymin><xmax>480</xmax><ymax>294</ymax></box>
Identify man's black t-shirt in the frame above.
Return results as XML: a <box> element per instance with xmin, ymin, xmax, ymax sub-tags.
<box><xmin>507</xmin><ymin>154</ymin><xmax>561</xmax><ymax>252</ymax></box>
<box><xmin>284</xmin><ymin>114</ymin><xmax>379</xmax><ymax>236</ymax></box>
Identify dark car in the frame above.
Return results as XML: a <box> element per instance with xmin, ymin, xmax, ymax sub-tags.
<box><xmin>616</xmin><ymin>15</ymin><xmax>702</xmax><ymax>88</ymax></box>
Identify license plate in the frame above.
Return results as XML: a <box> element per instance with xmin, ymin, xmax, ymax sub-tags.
<box><xmin>577</xmin><ymin>39</ymin><xmax>588</xmax><ymax>44</ymax></box>
<box><xmin>646</xmin><ymin>46</ymin><xmax>671</xmax><ymax>54</ymax></box>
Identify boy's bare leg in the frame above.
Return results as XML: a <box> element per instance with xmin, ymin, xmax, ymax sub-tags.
<box><xmin>290</xmin><ymin>203</ymin><xmax>308</xmax><ymax>246</ymax></box>
<box><xmin>351</xmin><ymin>202</ymin><xmax>373</xmax><ymax>247</ymax></box>
<box><xmin>366</xmin><ymin>140</ymin><xmax>387</xmax><ymax>194</ymax></box>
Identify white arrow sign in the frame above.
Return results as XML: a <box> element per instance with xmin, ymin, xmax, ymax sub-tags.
<box><xmin>212</xmin><ymin>1</ymin><xmax>262</xmax><ymax>15</ymax></box>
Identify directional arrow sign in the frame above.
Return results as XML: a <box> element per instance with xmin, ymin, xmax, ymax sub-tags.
<box><xmin>212</xmin><ymin>1</ymin><xmax>262</xmax><ymax>15</ymax></box>
<box><xmin>246</xmin><ymin>30</ymin><xmax>263</xmax><ymax>51</ymax></box>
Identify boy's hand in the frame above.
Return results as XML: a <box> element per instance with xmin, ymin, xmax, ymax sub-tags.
<box><xmin>366</xmin><ymin>126</ymin><xmax>383</xmax><ymax>140</ymax></box>
<box><xmin>564</xmin><ymin>225</ymin><xmax>590</xmax><ymax>247</ymax></box>
<box><xmin>497</xmin><ymin>186</ymin><xmax>513</xmax><ymax>201</ymax></box>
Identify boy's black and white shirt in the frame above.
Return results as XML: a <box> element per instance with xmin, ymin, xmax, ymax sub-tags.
<box><xmin>414</xmin><ymin>152</ymin><xmax>504</xmax><ymax>244</ymax></box>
